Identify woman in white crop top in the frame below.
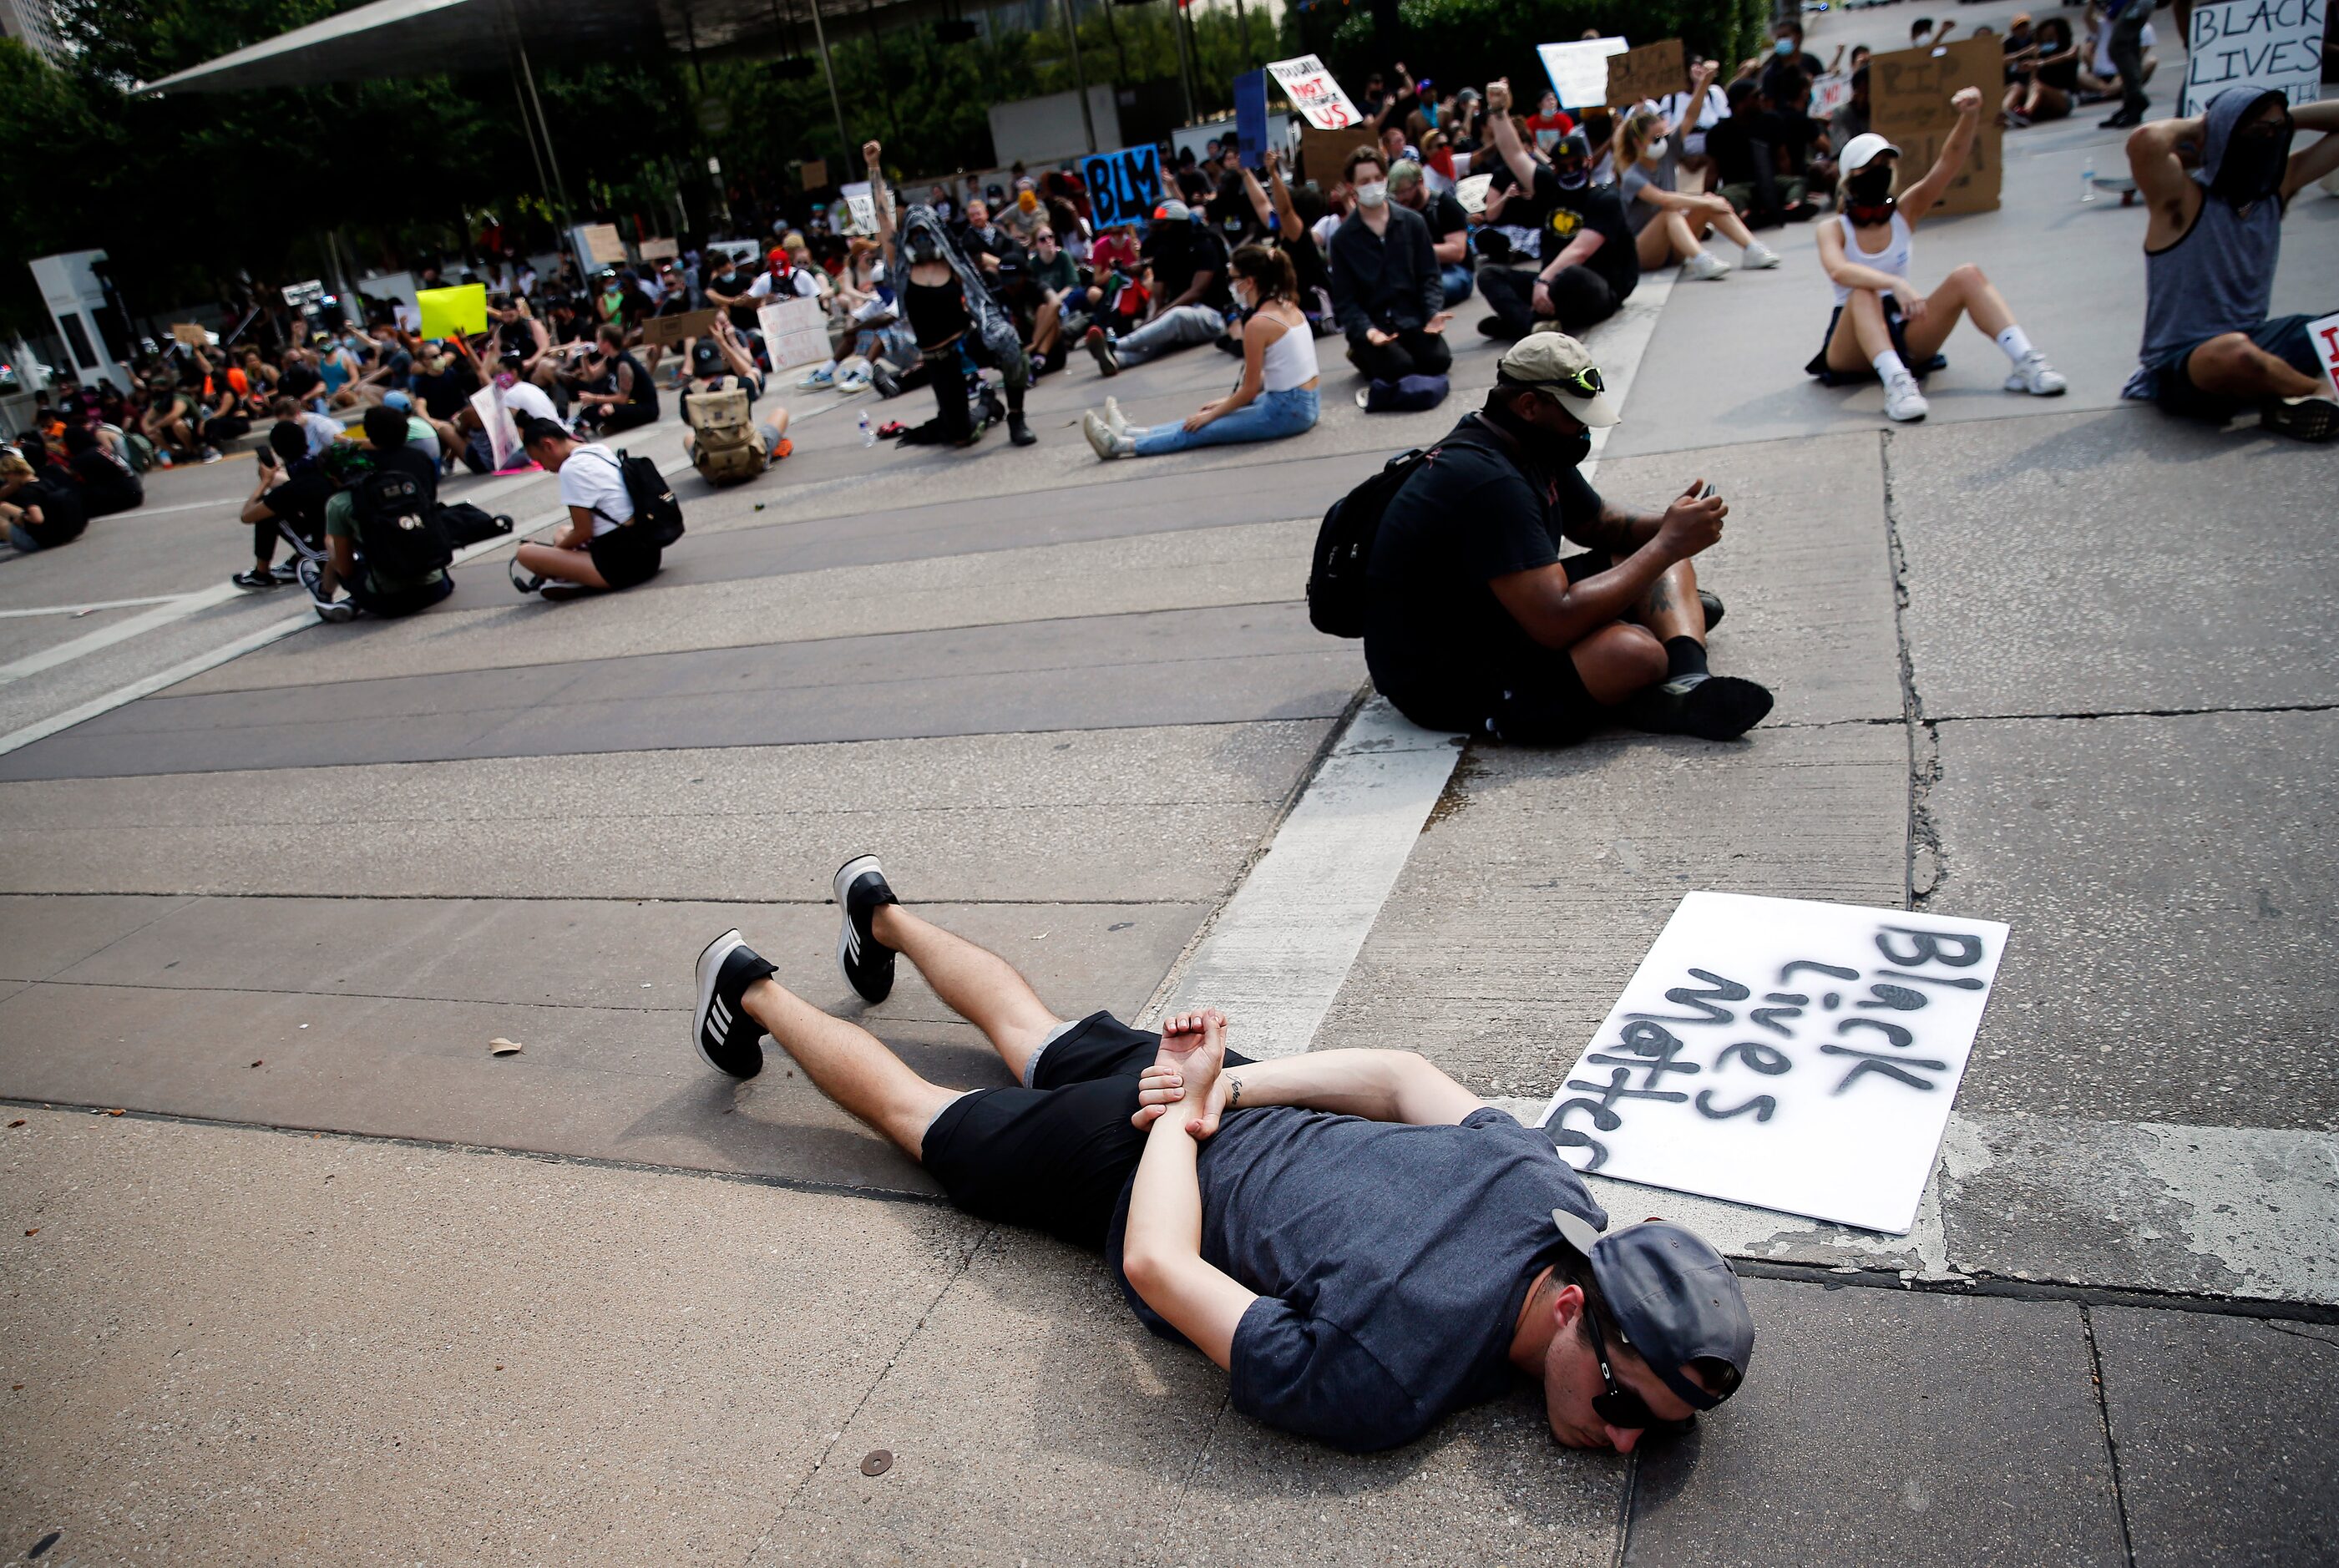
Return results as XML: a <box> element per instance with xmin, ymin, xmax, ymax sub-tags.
<box><xmin>1810</xmin><ymin>86</ymin><xmax>2068</xmax><ymax>423</ymax></box>
<box><xmin>1083</xmin><ymin>244</ymin><xmax>1321</xmax><ymax>459</ymax></box>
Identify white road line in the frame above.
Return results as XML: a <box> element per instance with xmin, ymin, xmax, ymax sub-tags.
<box><xmin>0</xmin><ymin>584</ymin><xmax>240</xmax><ymax>685</ymax></box>
<box><xmin>0</xmin><ymin>594</ymin><xmax>186</xmax><ymax>620</ymax></box>
<box><xmin>1146</xmin><ymin>267</ymin><xmax>1680</xmax><ymax>1055</ymax></box>
<box><xmin>0</xmin><ymin>502</ymin><xmax>570</xmax><ymax>758</ymax></box>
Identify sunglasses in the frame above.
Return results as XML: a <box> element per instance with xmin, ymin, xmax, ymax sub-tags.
<box><xmin>1580</xmin><ymin>1304</ymin><xmax>1693</xmax><ymax>1439</ymax></box>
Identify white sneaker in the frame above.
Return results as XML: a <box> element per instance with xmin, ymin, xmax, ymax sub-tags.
<box><xmin>1741</xmin><ymin>240</ymin><xmax>1782</xmax><ymax>271</ymax></box>
<box><xmin>1081</xmin><ymin>410</ymin><xmax>1132</xmax><ymax>460</ymax></box>
<box><xmin>1882</xmin><ymin>372</ymin><xmax>1931</xmax><ymax>423</ymax></box>
<box><xmin>1680</xmin><ymin>251</ymin><xmax>1731</xmax><ymax>281</ymax></box>
<box><xmin>2003</xmin><ymin>352</ymin><xmax>2068</xmax><ymax>397</ymax></box>
<box><xmin>834</xmin><ymin>372</ymin><xmax>870</xmax><ymax>395</ymax></box>
<box><xmin>797</xmin><ymin>365</ymin><xmax>836</xmax><ymax>390</ymax></box>
<box><xmin>1102</xmin><ymin>397</ymin><xmax>1131</xmax><ymax>436</ymax></box>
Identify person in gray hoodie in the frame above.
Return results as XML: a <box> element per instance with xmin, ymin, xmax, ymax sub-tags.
<box><xmin>2121</xmin><ymin>86</ymin><xmax>2339</xmax><ymax>441</ymax></box>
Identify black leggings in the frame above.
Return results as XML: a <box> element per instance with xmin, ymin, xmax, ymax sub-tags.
<box><xmin>582</xmin><ymin>402</ymin><xmax>657</xmax><ymax>435</ymax></box>
<box><xmin>1349</xmin><ymin>327</ymin><xmax>1453</xmax><ymax>382</ymax></box>
<box><xmin>904</xmin><ymin>332</ymin><xmax>1029</xmax><ymax>446</ymax></box>
<box><xmin>1478</xmin><ymin>265</ymin><xmax>1619</xmax><ymax>339</ymax></box>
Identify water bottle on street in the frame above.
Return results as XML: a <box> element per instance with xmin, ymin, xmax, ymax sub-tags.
<box><xmin>2080</xmin><ymin>156</ymin><xmax>2096</xmax><ymax>203</ymax></box>
<box><xmin>858</xmin><ymin>412</ymin><xmax>874</xmax><ymax>448</ymax></box>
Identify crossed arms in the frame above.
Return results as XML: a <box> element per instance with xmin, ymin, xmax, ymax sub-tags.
<box><xmin>1117</xmin><ymin>1011</ymin><xmax>1484</xmax><ymax>1368</ymax></box>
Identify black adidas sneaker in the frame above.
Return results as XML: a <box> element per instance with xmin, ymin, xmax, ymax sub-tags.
<box><xmin>833</xmin><ymin>853</ymin><xmax>899</xmax><ymax>1004</ymax></box>
<box><xmin>693</xmin><ymin>928</ymin><xmax>776</xmax><ymax>1078</ymax></box>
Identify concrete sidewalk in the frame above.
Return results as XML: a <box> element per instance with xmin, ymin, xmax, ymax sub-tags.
<box><xmin>6</xmin><ymin>0</ymin><xmax>2338</xmax><ymax>1557</ymax></box>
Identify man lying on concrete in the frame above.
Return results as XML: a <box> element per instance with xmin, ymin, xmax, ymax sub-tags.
<box><xmin>690</xmin><ymin>854</ymin><xmax>1754</xmax><ymax>1454</ymax></box>
<box><xmin>2121</xmin><ymin>86</ymin><xmax>2339</xmax><ymax>443</ymax></box>
<box><xmin>1365</xmin><ymin>332</ymin><xmax>1773</xmax><ymax>745</ymax></box>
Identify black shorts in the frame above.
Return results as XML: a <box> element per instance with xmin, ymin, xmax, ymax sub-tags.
<box><xmin>919</xmin><ymin>1011</ymin><xmax>1253</xmax><ymax>1252</ymax></box>
<box><xmin>1376</xmin><ymin>552</ymin><xmax>1610</xmax><ymax>746</ymax></box>
<box><xmin>1806</xmin><ymin>296</ymin><xmax>1947</xmax><ymax>386</ymax></box>
<box><xmin>2151</xmin><ymin>313</ymin><xmax>2324</xmax><ymax>423</ymax></box>
<box><xmin>586</xmin><ymin>524</ymin><xmax>661</xmax><ymax>589</ymax></box>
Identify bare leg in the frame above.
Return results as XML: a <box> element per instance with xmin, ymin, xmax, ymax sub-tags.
<box><xmin>514</xmin><ymin>540</ymin><xmax>611</xmax><ymax>588</ymax></box>
<box><xmin>1569</xmin><ymin>621</ymin><xmax>1669</xmax><ymax>704</ymax></box>
<box><xmin>1902</xmin><ymin>263</ymin><xmax>2013</xmax><ymax>360</ymax></box>
<box><xmin>1700</xmin><ymin>199</ymin><xmax>1756</xmax><ymax>250</ymax></box>
<box><xmin>871</xmin><ymin>904</ymin><xmax>1061</xmax><ymax>1081</ymax></box>
<box><xmin>1635</xmin><ymin>558</ymin><xmax>1709</xmax><ymax>644</ymax></box>
<box><xmin>2184</xmin><ymin>331</ymin><xmax>2321</xmax><ymax>400</ymax></box>
<box><xmin>1825</xmin><ymin>287</ymin><xmax>1896</xmax><ymax>374</ymax></box>
<box><xmin>1658</xmin><ymin>211</ymin><xmax>1702</xmax><ymax>266</ymax></box>
<box><xmin>740</xmin><ymin>976</ymin><xmax>959</xmax><ymax>1160</ymax></box>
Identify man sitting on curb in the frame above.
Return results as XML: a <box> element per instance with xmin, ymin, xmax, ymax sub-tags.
<box><xmin>1366</xmin><ymin>332</ymin><xmax>1774</xmax><ymax>744</ymax></box>
<box><xmin>689</xmin><ymin>853</ymin><xmax>1755</xmax><ymax>1454</ymax></box>
<box><xmin>2120</xmin><ymin>86</ymin><xmax>2339</xmax><ymax>441</ymax></box>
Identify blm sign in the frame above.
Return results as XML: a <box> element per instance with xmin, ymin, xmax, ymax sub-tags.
<box><xmin>1082</xmin><ymin>144</ymin><xmax>1165</xmax><ymax>230</ymax></box>
<box><xmin>2180</xmin><ymin>0</ymin><xmax>2327</xmax><ymax>114</ymax></box>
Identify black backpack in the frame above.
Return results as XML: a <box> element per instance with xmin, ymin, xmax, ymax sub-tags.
<box><xmin>591</xmin><ymin>448</ymin><xmax>685</xmax><ymax>547</ymax></box>
<box><xmin>350</xmin><ymin>466</ymin><xmax>451</xmax><ymax>580</ymax></box>
<box><xmin>1306</xmin><ymin>447</ymin><xmax>1435</xmax><ymax>638</ymax></box>
<box><xmin>429</xmin><ymin>500</ymin><xmax>513</xmax><ymax>547</ymax></box>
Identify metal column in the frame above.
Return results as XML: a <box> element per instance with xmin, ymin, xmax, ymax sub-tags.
<box><xmin>1061</xmin><ymin>0</ymin><xmax>1096</xmax><ymax>153</ymax></box>
<box><xmin>805</xmin><ymin>0</ymin><xmax>853</xmax><ymax>159</ymax></box>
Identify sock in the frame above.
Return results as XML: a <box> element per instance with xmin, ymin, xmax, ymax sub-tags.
<box><xmin>1664</xmin><ymin>635</ymin><xmax>1710</xmax><ymax>682</ymax></box>
<box><xmin>1872</xmin><ymin>349</ymin><xmax>1911</xmax><ymax>383</ymax></box>
<box><xmin>1995</xmin><ymin>325</ymin><xmax>2034</xmax><ymax>365</ymax></box>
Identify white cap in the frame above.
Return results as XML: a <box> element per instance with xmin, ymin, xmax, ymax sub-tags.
<box><xmin>1839</xmin><ymin>132</ymin><xmax>1902</xmax><ymax>174</ymax></box>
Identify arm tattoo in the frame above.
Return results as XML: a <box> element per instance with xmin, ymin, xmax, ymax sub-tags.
<box><xmin>1225</xmin><ymin>1075</ymin><xmax>1243</xmax><ymax>1110</ymax></box>
<box><xmin>1569</xmin><ymin>500</ymin><xmax>1648</xmax><ymax>554</ymax></box>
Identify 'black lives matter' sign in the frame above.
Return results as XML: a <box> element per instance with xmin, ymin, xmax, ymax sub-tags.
<box><xmin>1081</xmin><ymin>145</ymin><xmax>1163</xmax><ymax>230</ymax></box>
<box><xmin>2181</xmin><ymin>0</ymin><xmax>2327</xmax><ymax>114</ymax></box>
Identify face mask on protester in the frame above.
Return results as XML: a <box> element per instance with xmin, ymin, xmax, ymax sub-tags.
<box><xmin>1354</xmin><ymin>180</ymin><xmax>1390</xmax><ymax>209</ymax></box>
<box><xmin>1845</xmin><ymin>162</ymin><xmax>1896</xmax><ymax>219</ymax></box>
<box><xmin>1231</xmin><ymin>280</ymin><xmax>1256</xmax><ymax>312</ymax></box>
<box><xmin>494</xmin><ymin>369</ymin><xmax>519</xmax><ymax>390</ymax></box>
<box><xmin>1642</xmin><ymin>135</ymin><xmax>1669</xmax><ymax>164</ymax></box>
<box><xmin>1556</xmin><ymin>160</ymin><xmax>1589</xmax><ymax>189</ymax></box>
<box><xmin>2214</xmin><ymin>119</ymin><xmax>2293</xmax><ymax>205</ymax></box>
<box><xmin>1775</xmin><ymin>36</ymin><xmax>1795</xmax><ymax>55</ymax></box>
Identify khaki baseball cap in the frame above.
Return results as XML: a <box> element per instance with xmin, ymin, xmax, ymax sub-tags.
<box><xmin>1497</xmin><ymin>331</ymin><xmax>1621</xmax><ymax>427</ymax></box>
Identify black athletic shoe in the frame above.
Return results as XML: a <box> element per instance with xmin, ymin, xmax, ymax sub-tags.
<box><xmin>693</xmin><ymin>928</ymin><xmax>777</xmax><ymax>1078</ymax></box>
<box><xmin>2261</xmin><ymin>395</ymin><xmax>2339</xmax><ymax>443</ymax></box>
<box><xmin>1699</xmin><ymin>589</ymin><xmax>1725</xmax><ymax>631</ymax></box>
<box><xmin>230</xmin><ymin>568</ymin><xmax>281</xmax><ymax>591</ymax></box>
<box><xmin>1624</xmin><ymin>674</ymin><xmax>1775</xmax><ymax>741</ymax></box>
<box><xmin>871</xmin><ymin>361</ymin><xmax>904</xmax><ymax>399</ymax></box>
<box><xmin>833</xmin><ymin>853</ymin><xmax>899</xmax><ymax>1004</ymax></box>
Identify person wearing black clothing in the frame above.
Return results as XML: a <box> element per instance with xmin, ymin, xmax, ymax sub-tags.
<box><xmin>1474</xmin><ymin>123</ymin><xmax>1638</xmax><ymax>341</ymax></box>
<box><xmin>864</xmin><ymin>139</ymin><xmax>1037</xmax><ymax>447</ymax></box>
<box><xmin>1329</xmin><ymin>147</ymin><xmax>1452</xmax><ymax>382</ymax></box>
<box><xmin>572</xmin><ymin>326</ymin><xmax>660</xmax><ymax>436</ymax></box>
<box><xmin>1363</xmin><ymin>333</ymin><xmax>1772</xmax><ymax>746</ymax></box>
<box><xmin>232</xmin><ymin>421</ymin><xmax>332</xmax><ymax>589</ymax></box>
<box><xmin>63</xmin><ymin>424</ymin><xmax>142</xmax><ymax>516</ymax></box>
<box><xmin>302</xmin><ymin>407</ymin><xmax>450</xmax><ymax>621</ymax></box>
<box><xmin>1390</xmin><ymin>158</ymin><xmax>1475</xmax><ymax>305</ymax></box>
<box><xmin>1</xmin><ymin>443</ymin><xmax>89</xmax><ymax>553</ymax></box>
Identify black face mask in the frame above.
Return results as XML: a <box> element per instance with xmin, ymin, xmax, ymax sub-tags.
<box><xmin>1554</xmin><ymin>162</ymin><xmax>1589</xmax><ymax>190</ymax></box>
<box><xmin>2214</xmin><ymin>125</ymin><xmax>2291</xmax><ymax>205</ymax></box>
<box><xmin>905</xmin><ymin>232</ymin><xmax>942</xmax><ymax>265</ymax></box>
<box><xmin>1846</xmin><ymin>165</ymin><xmax>1894</xmax><ymax>205</ymax></box>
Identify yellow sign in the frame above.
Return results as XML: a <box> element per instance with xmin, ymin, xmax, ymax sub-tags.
<box><xmin>417</xmin><ymin>284</ymin><xmax>489</xmax><ymax>341</ymax></box>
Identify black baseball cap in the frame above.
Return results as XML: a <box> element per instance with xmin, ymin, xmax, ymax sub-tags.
<box><xmin>1552</xmin><ymin>1207</ymin><xmax>1753</xmax><ymax>1412</ymax></box>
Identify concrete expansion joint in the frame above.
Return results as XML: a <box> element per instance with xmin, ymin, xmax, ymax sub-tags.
<box><xmin>1878</xmin><ymin>430</ymin><xmax>1947</xmax><ymax>912</ymax></box>
<box><xmin>2081</xmin><ymin>1305</ymin><xmax>2144</xmax><ymax>1568</ymax></box>
<box><xmin>1932</xmin><ymin>701</ymin><xmax>2339</xmax><ymax>725</ymax></box>
<box><xmin>1731</xmin><ymin>1257</ymin><xmax>2339</xmax><ymax>1326</ymax></box>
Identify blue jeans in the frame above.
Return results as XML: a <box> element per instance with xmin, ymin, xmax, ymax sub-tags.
<box><xmin>8</xmin><ymin>522</ymin><xmax>43</xmax><ymax>553</ymax></box>
<box><xmin>1440</xmin><ymin>263</ymin><xmax>1476</xmax><ymax>306</ymax></box>
<box><xmin>1132</xmin><ymin>386</ymin><xmax>1319</xmax><ymax>455</ymax></box>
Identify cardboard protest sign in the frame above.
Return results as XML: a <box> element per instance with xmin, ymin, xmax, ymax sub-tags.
<box><xmin>1809</xmin><ymin>70</ymin><xmax>1852</xmax><ymax>122</ymax></box>
<box><xmin>1081</xmin><ymin>144</ymin><xmax>1165</xmax><ymax>229</ymax></box>
<box><xmin>170</xmin><ymin>322</ymin><xmax>209</xmax><ymax>347</ymax></box>
<box><xmin>2180</xmin><ymin>0</ymin><xmax>2327</xmax><ymax>114</ymax></box>
<box><xmin>1604</xmin><ymin>38</ymin><xmax>1683</xmax><ymax>109</ymax></box>
<box><xmin>2307</xmin><ymin>311</ymin><xmax>2339</xmax><ymax>399</ymax></box>
<box><xmin>639</xmin><ymin>236</ymin><xmax>679</xmax><ymax>260</ymax></box>
<box><xmin>640</xmin><ymin>308</ymin><xmax>718</xmax><ymax>349</ymax></box>
<box><xmin>1870</xmin><ymin>35</ymin><xmax>2003</xmax><ymax>215</ymax></box>
<box><xmin>1299</xmin><ymin>124</ymin><xmax>1375</xmax><ymax>189</ymax></box>
<box><xmin>575</xmin><ymin>223</ymin><xmax>626</xmax><ymax>266</ymax></box>
<box><xmin>418</xmin><ymin>284</ymin><xmax>489</xmax><ymax>341</ymax></box>
<box><xmin>281</xmin><ymin>279</ymin><xmax>325</xmax><ymax>307</ymax></box>
<box><xmin>800</xmin><ymin>158</ymin><xmax>829</xmax><ymax>190</ymax></box>
<box><xmin>468</xmin><ymin>382</ymin><xmax>519</xmax><ymax>472</ymax></box>
<box><xmin>1538</xmin><ymin>893</ymin><xmax>2008</xmax><ymax>1235</ymax></box>
<box><xmin>1267</xmin><ymin>53</ymin><xmax>1362</xmax><ymax>129</ymax></box>
<box><xmin>1537</xmin><ymin>37</ymin><xmax>1628</xmax><ymax>110</ymax></box>
<box><xmin>841</xmin><ymin>180</ymin><xmax>878</xmax><ymax>234</ymax></box>
<box><xmin>757</xmin><ymin>296</ymin><xmax>829</xmax><ymax>371</ymax></box>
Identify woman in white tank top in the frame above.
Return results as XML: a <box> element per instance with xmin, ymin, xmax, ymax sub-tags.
<box><xmin>1812</xmin><ymin>87</ymin><xmax>2067</xmax><ymax>423</ymax></box>
<box><xmin>1084</xmin><ymin>244</ymin><xmax>1322</xmax><ymax>458</ymax></box>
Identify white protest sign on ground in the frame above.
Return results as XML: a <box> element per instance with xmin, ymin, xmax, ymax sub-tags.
<box><xmin>841</xmin><ymin>180</ymin><xmax>878</xmax><ymax>234</ymax></box>
<box><xmin>468</xmin><ymin>382</ymin><xmax>519</xmax><ymax>472</ymax></box>
<box><xmin>1537</xmin><ymin>892</ymin><xmax>2009</xmax><ymax>1235</ymax></box>
<box><xmin>2180</xmin><ymin>0</ymin><xmax>2327</xmax><ymax>114</ymax></box>
<box><xmin>2307</xmin><ymin>311</ymin><xmax>2339</xmax><ymax>398</ymax></box>
<box><xmin>758</xmin><ymin>296</ymin><xmax>829</xmax><ymax>371</ymax></box>
<box><xmin>1267</xmin><ymin>53</ymin><xmax>1362</xmax><ymax>129</ymax></box>
<box><xmin>1537</xmin><ymin>37</ymin><xmax>1628</xmax><ymax>110</ymax></box>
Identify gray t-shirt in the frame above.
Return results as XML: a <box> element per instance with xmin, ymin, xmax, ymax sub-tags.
<box><xmin>1109</xmin><ymin>1105</ymin><xmax>1607</xmax><ymax>1452</ymax></box>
